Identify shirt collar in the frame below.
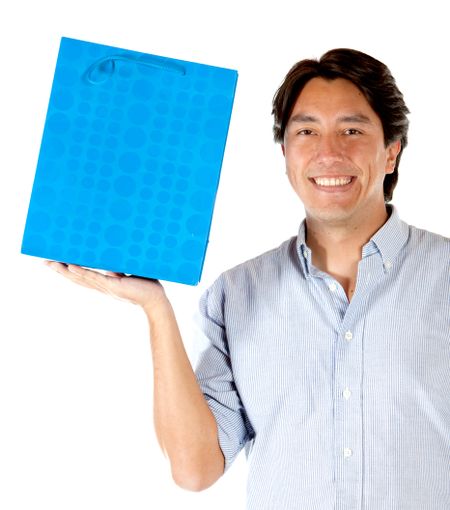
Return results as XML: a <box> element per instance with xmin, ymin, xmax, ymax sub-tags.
<box><xmin>367</xmin><ymin>205</ymin><xmax>410</xmax><ymax>269</ymax></box>
<box><xmin>296</xmin><ymin>205</ymin><xmax>410</xmax><ymax>278</ymax></box>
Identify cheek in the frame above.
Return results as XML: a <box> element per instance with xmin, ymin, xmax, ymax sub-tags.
<box><xmin>285</xmin><ymin>159</ymin><xmax>306</xmax><ymax>185</ymax></box>
<box><xmin>350</xmin><ymin>145</ymin><xmax>386</xmax><ymax>175</ymax></box>
<box><xmin>284</xmin><ymin>146</ymin><xmax>308</xmax><ymax>171</ymax></box>
<box><xmin>372</xmin><ymin>150</ymin><xmax>391</xmax><ymax>176</ymax></box>
<box><xmin>284</xmin><ymin>162</ymin><xmax>300</xmax><ymax>189</ymax></box>
<box><xmin>286</xmin><ymin>167</ymin><xmax>310</xmax><ymax>200</ymax></box>
<box><xmin>285</xmin><ymin>166</ymin><xmax>297</xmax><ymax>188</ymax></box>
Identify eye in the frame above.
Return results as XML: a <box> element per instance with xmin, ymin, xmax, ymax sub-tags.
<box><xmin>296</xmin><ymin>129</ymin><xmax>315</xmax><ymax>136</ymax></box>
<box><xmin>344</xmin><ymin>128</ymin><xmax>362</xmax><ymax>135</ymax></box>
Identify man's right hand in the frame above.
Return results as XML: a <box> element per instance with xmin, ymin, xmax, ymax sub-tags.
<box><xmin>45</xmin><ymin>261</ymin><xmax>168</xmax><ymax>313</ymax></box>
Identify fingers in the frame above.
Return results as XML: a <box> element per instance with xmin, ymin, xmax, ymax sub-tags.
<box><xmin>68</xmin><ymin>265</ymin><xmax>112</xmax><ymax>293</ymax></box>
<box><xmin>45</xmin><ymin>261</ymin><xmax>110</xmax><ymax>294</ymax></box>
<box><xmin>104</xmin><ymin>270</ymin><xmax>125</xmax><ymax>277</ymax></box>
<box><xmin>45</xmin><ymin>261</ymin><xmax>71</xmax><ymax>274</ymax></box>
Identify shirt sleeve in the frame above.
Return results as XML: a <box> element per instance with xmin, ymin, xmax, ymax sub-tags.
<box><xmin>194</xmin><ymin>276</ymin><xmax>254</xmax><ymax>472</ymax></box>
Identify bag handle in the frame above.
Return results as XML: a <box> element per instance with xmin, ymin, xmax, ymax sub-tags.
<box><xmin>85</xmin><ymin>53</ymin><xmax>186</xmax><ymax>84</ymax></box>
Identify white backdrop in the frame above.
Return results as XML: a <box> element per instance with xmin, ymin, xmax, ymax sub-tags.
<box><xmin>1</xmin><ymin>1</ymin><xmax>449</xmax><ymax>509</ymax></box>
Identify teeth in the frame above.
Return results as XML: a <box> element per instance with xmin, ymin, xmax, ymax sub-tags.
<box><xmin>314</xmin><ymin>177</ymin><xmax>352</xmax><ymax>187</ymax></box>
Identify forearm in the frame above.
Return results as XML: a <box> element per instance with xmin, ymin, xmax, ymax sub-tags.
<box><xmin>144</xmin><ymin>300</ymin><xmax>224</xmax><ymax>491</ymax></box>
<box><xmin>44</xmin><ymin>262</ymin><xmax>223</xmax><ymax>489</ymax></box>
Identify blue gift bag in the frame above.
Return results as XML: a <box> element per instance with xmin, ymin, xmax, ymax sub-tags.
<box><xmin>21</xmin><ymin>37</ymin><xmax>238</xmax><ymax>285</ymax></box>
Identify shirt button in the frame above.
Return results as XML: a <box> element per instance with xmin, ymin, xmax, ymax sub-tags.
<box><xmin>303</xmin><ymin>249</ymin><xmax>308</xmax><ymax>259</ymax></box>
<box><xmin>344</xmin><ymin>330</ymin><xmax>353</xmax><ymax>341</ymax></box>
<box><xmin>384</xmin><ymin>261</ymin><xmax>392</xmax><ymax>270</ymax></box>
<box><xmin>343</xmin><ymin>387</ymin><xmax>352</xmax><ymax>400</ymax></box>
<box><xmin>343</xmin><ymin>448</ymin><xmax>353</xmax><ymax>458</ymax></box>
<box><xmin>329</xmin><ymin>282</ymin><xmax>337</xmax><ymax>292</ymax></box>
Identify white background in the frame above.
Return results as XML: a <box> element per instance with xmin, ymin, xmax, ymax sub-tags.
<box><xmin>1</xmin><ymin>1</ymin><xmax>449</xmax><ymax>508</ymax></box>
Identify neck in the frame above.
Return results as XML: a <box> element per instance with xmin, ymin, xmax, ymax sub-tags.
<box><xmin>304</xmin><ymin>205</ymin><xmax>390</xmax><ymax>299</ymax></box>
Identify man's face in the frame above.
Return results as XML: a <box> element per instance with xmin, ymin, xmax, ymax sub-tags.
<box><xmin>282</xmin><ymin>77</ymin><xmax>401</xmax><ymax>227</ymax></box>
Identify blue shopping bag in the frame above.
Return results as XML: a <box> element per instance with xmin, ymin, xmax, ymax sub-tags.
<box><xmin>21</xmin><ymin>37</ymin><xmax>238</xmax><ymax>285</ymax></box>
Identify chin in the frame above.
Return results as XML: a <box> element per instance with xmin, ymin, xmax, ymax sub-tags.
<box><xmin>306</xmin><ymin>205</ymin><xmax>356</xmax><ymax>224</ymax></box>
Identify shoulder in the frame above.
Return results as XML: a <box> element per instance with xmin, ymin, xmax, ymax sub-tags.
<box><xmin>402</xmin><ymin>223</ymin><xmax>450</xmax><ymax>283</ymax></box>
<box><xmin>206</xmin><ymin>236</ymin><xmax>300</xmax><ymax>296</ymax></box>
<box><xmin>225</xmin><ymin>236</ymin><xmax>298</xmax><ymax>279</ymax></box>
<box><xmin>407</xmin><ymin>223</ymin><xmax>450</xmax><ymax>256</ymax></box>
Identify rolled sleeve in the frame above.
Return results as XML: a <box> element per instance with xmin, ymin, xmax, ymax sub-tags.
<box><xmin>194</xmin><ymin>276</ymin><xmax>253</xmax><ymax>471</ymax></box>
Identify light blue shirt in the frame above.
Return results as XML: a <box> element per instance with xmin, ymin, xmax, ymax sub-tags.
<box><xmin>195</xmin><ymin>206</ymin><xmax>450</xmax><ymax>510</ymax></box>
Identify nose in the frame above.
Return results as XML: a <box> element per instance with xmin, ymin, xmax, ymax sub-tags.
<box><xmin>315</xmin><ymin>134</ymin><xmax>343</xmax><ymax>164</ymax></box>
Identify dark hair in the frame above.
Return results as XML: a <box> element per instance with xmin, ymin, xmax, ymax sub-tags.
<box><xmin>272</xmin><ymin>48</ymin><xmax>410</xmax><ymax>202</ymax></box>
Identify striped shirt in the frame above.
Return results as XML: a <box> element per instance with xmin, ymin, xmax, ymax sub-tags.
<box><xmin>195</xmin><ymin>206</ymin><xmax>450</xmax><ymax>510</ymax></box>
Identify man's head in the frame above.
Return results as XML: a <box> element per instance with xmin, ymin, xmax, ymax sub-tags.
<box><xmin>272</xmin><ymin>49</ymin><xmax>410</xmax><ymax>203</ymax></box>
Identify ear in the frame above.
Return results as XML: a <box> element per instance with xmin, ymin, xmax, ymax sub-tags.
<box><xmin>281</xmin><ymin>144</ymin><xmax>286</xmax><ymax>157</ymax></box>
<box><xmin>385</xmin><ymin>140</ymin><xmax>401</xmax><ymax>174</ymax></box>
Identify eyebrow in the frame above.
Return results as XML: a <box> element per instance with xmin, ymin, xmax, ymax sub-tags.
<box><xmin>289</xmin><ymin>113</ymin><xmax>373</xmax><ymax>125</ymax></box>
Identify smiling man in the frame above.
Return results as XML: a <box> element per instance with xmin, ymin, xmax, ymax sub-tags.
<box><xmin>281</xmin><ymin>75</ymin><xmax>401</xmax><ymax>299</ymax></box>
<box><xmin>47</xmin><ymin>49</ymin><xmax>450</xmax><ymax>510</ymax></box>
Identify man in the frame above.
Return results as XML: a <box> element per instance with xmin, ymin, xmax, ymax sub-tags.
<box><xmin>46</xmin><ymin>49</ymin><xmax>450</xmax><ymax>509</ymax></box>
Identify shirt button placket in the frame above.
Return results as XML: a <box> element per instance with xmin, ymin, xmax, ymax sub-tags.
<box><xmin>335</xmin><ymin>324</ymin><xmax>363</xmax><ymax>509</ymax></box>
<box><xmin>343</xmin><ymin>448</ymin><xmax>353</xmax><ymax>458</ymax></box>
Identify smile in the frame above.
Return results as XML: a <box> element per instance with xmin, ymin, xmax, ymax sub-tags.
<box><xmin>312</xmin><ymin>176</ymin><xmax>353</xmax><ymax>187</ymax></box>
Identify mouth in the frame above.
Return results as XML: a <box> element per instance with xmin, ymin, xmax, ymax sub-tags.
<box><xmin>310</xmin><ymin>175</ymin><xmax>355</xmax><ymax>191</ymax></box>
